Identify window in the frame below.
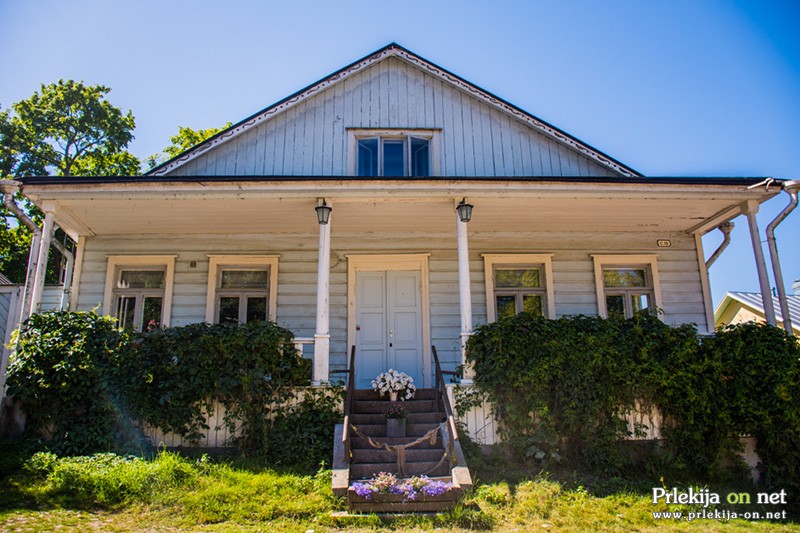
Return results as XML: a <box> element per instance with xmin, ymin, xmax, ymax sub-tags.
<box><xmin>349</xmin><ymin>129</ymin><xmax>438</xmax><ymax>176</ymax></box>
<box><xmin>216</xmin><ymin>269</ymin><xmax>269</xmax><ymax>324</ymax></box>
<box><xmin>483</xmin><ymin>254</ymin><xmax>555</xmax><ymax>322</ymax></box>
<box><xmin>114</xmin><ymin>269</ymin><xmax>166</xmax><ymax>331</ymax></box>
<box><xmin>103</xmin><ymin>255</ymin><xmax>176</xmax><ymax>331</ymax></box>
<box><xmin>205</xmin><ymin>256</ymin><xmax>279</xmax><ymax>324</ymax></box>
<box><xmin>592</xmin><ymin>255</ymin><xmax>662</xmax><ymax>319</ymax></box>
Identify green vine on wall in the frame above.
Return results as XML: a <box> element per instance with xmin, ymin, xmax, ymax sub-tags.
<box><xmin>466</xmin><ymin>313</ymin><xmax>800</xmax><ymax>495</ymax></box>
<box><xmin>6</xmin><ymin>312</ymin><xmax>342</xmax><ymax>468</ymax></box>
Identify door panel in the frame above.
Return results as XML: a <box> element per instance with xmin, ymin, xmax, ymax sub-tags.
<box><xmin>355</xmin><ymin>270</ymin><xmax>423</xmax><ymax>388</ymax></box>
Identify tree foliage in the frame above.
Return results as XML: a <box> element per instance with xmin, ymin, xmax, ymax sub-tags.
<box><xmin>146</xmin><ymin>123</ymin><xmax>231</xmax><ymax>170</ymax></box>
<box><xmin>0</xmin><ymin>80</ymin><xmax>139</xmax><ymax>281</ymax></box>
<box><xmin>5</xmin><ymin>79</ymin><xmax>139</xmax><ymax>177</ymax></box>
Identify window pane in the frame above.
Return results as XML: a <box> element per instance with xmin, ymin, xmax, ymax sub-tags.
<box><xmin>118</xmin><ymin>270</ymin><xmax>165</xmax><ymax>289</ymax></box>
<box><xmin>496</xmin><ymin>295</ymin><xmax>517</xmax><ymax>320</ymax></box>
<box><xmin>522</xmin><ymin>294</ymin><xmax>544</xmax><ymax>316</ymax></box>
<box><xmin>496</xmin><ymin>268</ymin><xmax>541</xmax><ymax>288</ymax></box>
<box><xmin>606</xmin><ymin>295</ymin><xmax>626</xmax><ymax>319</ymax></box>
<box><xmin>115</xmin><ymin>296</ymin><xmax>136</xmax><ymax>330</ymax></box>
<box><xmin>382</xmin><ymin>139</ymin><xmax>405</xmax><ymax>176</ymax></box>
<box><xmin>246</xmin><ymin>297</ymin><xmax>268</xmax><ymax>323</ymax></box>
<box><xmin>630</xmin><ymin>293</ymin><xmax>650</xmax><ymax>314</ymax></box>
<box><xmin>603</xmin><ymin>269</ymin><xmax>647</xmax><ymax>288</ymax></box>
<box><xmin>142</xmin><ymin>297</ymin><xmax>163</xmax><ymax>330</ymax></box>
<box><xmin>357</xmin><ymin>138</ymin><xmax>378</xmax><ymax>176</ymax></box>
<box><xmin>219</xmin><ymin>297</ymin><xmax>240</xmax><ymax>325</ymax></box>
<box><xmin>221</xmin><ymin>270</ymin><xmax>268</xmax><ymax>289</ymax></box>
<box><xmin>410</xmin><ymin>137</ymin><xmax>429</xmax><ymax>176</ymax></box>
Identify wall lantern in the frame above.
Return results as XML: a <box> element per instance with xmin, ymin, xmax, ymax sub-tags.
<box><xmin>315</xmin><ymin>200</ymin><xmax>332</xmax><ymax>225</ymax></box>
<box><xmin>456</xmin><ymin>198</ymin><xmax>473</xmax><ymax>223</ymax></box>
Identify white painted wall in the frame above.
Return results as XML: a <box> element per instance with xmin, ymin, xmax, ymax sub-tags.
<box><xmin>73</xmin><ymin>229</ymin><xmax>706</xmax><ymax>382</ymax></box>
<box><xmin>168</xmin><ymin>58</ymin><xmax>617</xmax><ymax>179</ymax></box>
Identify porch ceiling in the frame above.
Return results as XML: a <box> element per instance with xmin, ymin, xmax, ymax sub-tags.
<box><xmin>20</xmin><ymin>179</ymin><xmax>777</xmax><ymax>238</ymax></box>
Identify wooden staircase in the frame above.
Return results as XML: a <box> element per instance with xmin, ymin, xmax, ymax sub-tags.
<box><xmin>332</xmin><ymin>347</ymin><xmax>472</xmax><ymax>513</ymax></box>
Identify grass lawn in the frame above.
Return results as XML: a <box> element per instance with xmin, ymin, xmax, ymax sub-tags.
<box><xmin>0</xmin><ymin>449</ymin><xmax>796</xmax><ymax>532</ymax></box>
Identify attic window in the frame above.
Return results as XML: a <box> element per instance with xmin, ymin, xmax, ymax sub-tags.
<box><xmin>355</xmin><ymin>133</ymin><xmax>431</xmax><ymax>177</ymax></box>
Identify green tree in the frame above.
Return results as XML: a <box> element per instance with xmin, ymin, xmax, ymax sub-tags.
<box><xmin>0</xmin><ymin>80</ymin><xmax>140</xmax><ymax>281</ymax></box>
<box><xmin>8</xmin><ymin>79</ymin><xmax>139</xmax><ymax>176</ymax></box>
<box><xmin>147</xmin><ymin>123</ymin><xmax>231</xmax><ymax>169</ymax></box>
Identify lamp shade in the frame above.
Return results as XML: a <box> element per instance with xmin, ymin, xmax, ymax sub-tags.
<box><xmin>456</xmin><ymin>199</ymin><xmax>473</xmax><ymax>223</ymax></box>
<box><xmin>315</xmin><ymin>202</ymin><xmax>332</xmax><ymax>224</ymax></box>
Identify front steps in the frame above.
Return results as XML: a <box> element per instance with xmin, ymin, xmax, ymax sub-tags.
<box><xmin>333</xmin><ymin>388</ymin><xmax>472</xmax><ymax>513</ymax></box>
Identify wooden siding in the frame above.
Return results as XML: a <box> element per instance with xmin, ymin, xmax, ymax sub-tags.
<box><xmin>74</xmin><ymin>229</ymin><xmax>706</xmax><ymax>382</ymax></box>
<box><xmin>168</xmin><ymin>58</ymin><xmax>617</xmax><ymax>179</ymax></box>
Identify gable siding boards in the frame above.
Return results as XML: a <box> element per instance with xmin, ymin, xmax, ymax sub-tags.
<box><xmin>166</xmin><ymin>58</ymin><xmax>616</xmax><ymax>178</ymax></box>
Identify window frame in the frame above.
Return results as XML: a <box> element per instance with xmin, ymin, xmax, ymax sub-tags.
<box><xmin>205</xmin><ymin>255</ymin><xmax>279</xmax><ymax>324</ymax></box>
<box><xmin>592</xmin><ymin>255</ymin><xmax>663</xmax><ymax>318</ymax></box>
<box><xmin>483</xmin><ymin>254</ymin><xmax>556</xmax><ymax>322</ymax></box>
<box><xmin>103</xmin><ymin>255</ymin><xmax>176</xmax><ymax>329</ymax></box>
<box><xmin>348</xmin><ymin>128</ymin><xmax>440</xmax><ymax>177</ymax></box>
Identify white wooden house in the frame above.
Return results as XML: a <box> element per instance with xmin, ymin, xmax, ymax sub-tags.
<box><xmin>7</xmin><ymin>43</ymin><xmax>790</xmax><ymax>399</ymax></box>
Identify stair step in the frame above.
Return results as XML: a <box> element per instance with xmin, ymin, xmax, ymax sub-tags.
<box><xmin>350</xmin><ymin>423</ymin><xmax>441</xmax><ymax>438</ymax></box>
<box><xmin>353</xmin><ymin>388</ymin><xmax>438</xmax><ymax>401</ymax></box>
<box><xmin>352</xmin><ymin>399</ymin><xmax>439</xmax><ymax>414</ymax></box>
<box><xmin>351</xmin><ymin>436</ymin><xmax>441</xmax><ymax>449</ymax></box>
<box><xmin>350</xmin><ymin>412</ymin><xmax>445</xmax><ymax>425</ymax></box>
<box><xmin>350</xmin><ymin>461</ymin><xmax>451</xmax><ymax>480</ymax></box>
<box><xmin>352</xmin><ymin>448</ymin><xmax>446</xmax><ymax>464</ymax></box>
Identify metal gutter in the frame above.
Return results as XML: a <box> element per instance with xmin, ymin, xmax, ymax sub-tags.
<box><xmin>18</xmin><ymin>175</ymin><xmax>776</xmax><ymax>187</ymax></box>
<box><xmin>766</xmin><ymin>180</ymin><xmax>799</xmax><ymax>335</ymax></box>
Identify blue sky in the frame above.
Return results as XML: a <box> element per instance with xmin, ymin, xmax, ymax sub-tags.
<box><xmin>1</xmin><ymin>0</ymin><xmax>798</xmax><ymax>307</ymax></box>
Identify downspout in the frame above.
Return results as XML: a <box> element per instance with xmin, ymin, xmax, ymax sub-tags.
<box><xmin>765</xmin><ymin>180</ymin><xmax>799</xmax><ymax>335</ymax></box>
<box><xmin>705</xmin><ymin>222</ymin><xmax>734</xmax><ymax>269</ymax></box>
<box><xmin>1</xmin><ymin>180</ymin><xmax>75</xmax><ymax>315</ymax></box>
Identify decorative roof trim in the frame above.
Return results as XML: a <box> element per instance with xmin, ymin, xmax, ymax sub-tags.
<box><xmin>148</xmin><ymin>43</ymin><xmax>640</xmax><ymax>178</ymax></box>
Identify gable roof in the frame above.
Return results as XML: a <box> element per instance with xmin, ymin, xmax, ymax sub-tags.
<box><xmin>716</xmin><ymin>291</ymin><xmax>800</xmax><ymax>331</ymax></box>
<box><xmin>147</xmin><ymin>43</ymin><xmax>641</xmax><ymax>178</ymax></box>
<box><xmin>0</xmin><ymin>273</ymin><xmax>14</xmax><ymax>285</ymax></box>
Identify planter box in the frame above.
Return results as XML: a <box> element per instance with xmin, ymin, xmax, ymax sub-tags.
<box><xmin>348</xmin><ymin>489</ymin><xmax>460</xmax><ymax>513</ymax></box>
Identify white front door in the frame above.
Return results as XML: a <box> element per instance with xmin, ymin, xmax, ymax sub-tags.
<box><xmin>355</xmin><ymin>270</ymin><xmax>423</xmax><ymax>388</ymax></box>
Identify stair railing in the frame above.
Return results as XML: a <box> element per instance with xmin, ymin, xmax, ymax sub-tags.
<box><xmin>432</xmin><ymin>345</ymin><xmax>460</xmax><ymax>450</ymax></box>
<box><xmin>342</xmin><ymin>344</ymin><xmax>356</xmax><ymax>463</ymax></box>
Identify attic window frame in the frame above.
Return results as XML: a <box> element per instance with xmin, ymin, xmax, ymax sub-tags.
<box><xmin>348</xmin><ymin>128</ymin><xmax>440</xmax><ymax>177</ymax></box>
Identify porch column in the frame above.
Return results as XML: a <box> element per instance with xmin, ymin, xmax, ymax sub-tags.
<box><xmin>29</xmin><ymin>210</ymin><xmax>55</xmax><ymax>316</ymax></box>
<box><xmin>743</xmin><ymin>200</ymin><xmax>776</xmax><ymax>324</ymax></box>
<box><xmin>313</xmin><ymin>200</ymin><xmax>332</xmax><ymax>385</ymax></box>
<box><xmin>19</xmin><ymin>231</ymin><xmax>41</xmax><ymax>321</ymax></box>
<box><xmin>455</xmin><ymin>201</ymin><xmax>475</xmax><ymax>384</ymax></box>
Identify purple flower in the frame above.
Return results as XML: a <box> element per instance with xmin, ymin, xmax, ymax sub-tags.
<box><xmin>421</xmin><ymin>480</ymin><xmax>453</xmax><ymax>497</ymax></box>
<box><xmin>352</xmin><ymin>482</ymin><xmax>378</xmax><ymax>499</ymax></box>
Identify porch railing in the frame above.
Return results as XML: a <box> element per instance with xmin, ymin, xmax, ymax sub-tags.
<box><xmin>342</xmin><ymin>344</ymin><xmax>356</xmax><ymax>463</ymax></box>
<box><xmin>432</xmin><ymin>345</ymin><xmax>460</xmax><ymax>447</ymax></box>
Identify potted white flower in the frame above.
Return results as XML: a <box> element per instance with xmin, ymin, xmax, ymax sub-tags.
<box><xmin>371</xmin><ymin>369</ymin><xmax>416</xmax><ymax>401</ymax></box>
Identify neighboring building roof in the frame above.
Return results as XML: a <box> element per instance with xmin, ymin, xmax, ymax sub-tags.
<box><xmin>715</xmin><ymin>291</ymin><xmax>800</xmax><ymax>333</ymax></box>
<box><xmin>146</xmin><ymin>43</ymin><xmax>642</xmax><ymax>179</ymax></box>
<box><xmin>0</xmin><ymin>273</ymin><xmax>14</xmax><ymax>285</ymax></box>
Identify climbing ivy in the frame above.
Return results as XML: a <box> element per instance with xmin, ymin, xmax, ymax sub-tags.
<box><xmin>6</xmin><ymin>312</ymin><xmax>341</xmax><ymax>467</ymax></box>
<box><xmin>466</xmin><ymin>314</ymin><xmax>800</xmax><ymax>492</ymax></box>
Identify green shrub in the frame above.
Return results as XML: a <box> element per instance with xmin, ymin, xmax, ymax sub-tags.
<box><xmin>116</xmin><ymin>320</ymin><xmax>314</xmax><ymax>455</ymax></box>
<box><xmin>5</xmin><ymin>311</ymin><xmax>142</xmax><ymax>455</ymax></box>
<box><xmin>466</xmin><ymin>313</ymin><xmax>800</xmax><ymax>492</ymax></box>
<box><xmin>263</xmin><ymin>387</ymin><xmax>344</xmax><ymax>471</ymax></box>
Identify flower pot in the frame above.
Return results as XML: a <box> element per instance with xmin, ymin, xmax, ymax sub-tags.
<box><xmin>386</xmin><ymin>417</ymin><xmax>406</xmax><ymax>437</ymax></box>
<box><xmin>389</xmin><ymin>391</ymin><xmax>399</xmax><ymax>401</ymax></box>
